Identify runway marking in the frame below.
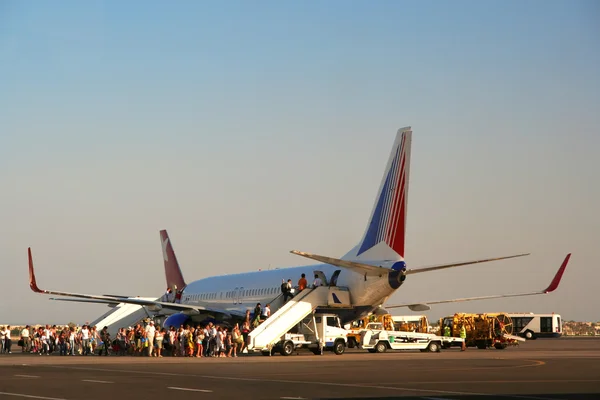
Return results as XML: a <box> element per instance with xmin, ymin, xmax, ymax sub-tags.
<box><xmin>267</xmin><ymin>359</ymin><xmax>543</xmax><ymax>376</ymax></box>
<box><xmin>381</xmin><ymin>378</ymin><xmax>600</xmax><ymax>385</ymax></box>
<box><xmin>167</xmin><ymin>387</ymin><xmax>212</xmax><ymax>393</ymax></box>
<box><xmin>0</xmin><ymin>392</ymin><xmax>67</xmax><ymax>400</ymax></box>
<box><xmin>421</xmin><ymin>394</ymin><xmax>559</xmax><ymax>400</ymax></box>
<box><xmin>364</xmin><ymin>359</ymin><xmax>546</xmax><ymax>378</ymax></box>
<box><xmin>81</xmin><ymin>379</ymin><xmax>113</xmax><ymax>384</ymax></box>
<box><xmin>47</xmin><ymin>365</ymin><xmax>488</xmax><ymax>396</ymax></box>
<box><xmin>500</xmin><ymin>396</ymin><xmax>560</xmax><ymax>400</ymax></box>
<box><xmin>13</xmin><ymin>375</ymin><xmax>39</xmax><ymax>378</ymax></box>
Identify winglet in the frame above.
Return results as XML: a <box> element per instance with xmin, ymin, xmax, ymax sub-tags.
<box><xmin>543</xmin><ymin>253</ymin><xmax>571</xmax><ymax>293</ymax></box>
<box><xmin>28</xmin><ymin>247</ymin><xmax>44</xmax><ymax>293</ymax></box>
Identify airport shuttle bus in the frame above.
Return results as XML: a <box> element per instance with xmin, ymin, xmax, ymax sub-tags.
<box><xmin>507</xmin><ymin>313</ymin><xmax>562</xmax><ymax>340</ymax></box>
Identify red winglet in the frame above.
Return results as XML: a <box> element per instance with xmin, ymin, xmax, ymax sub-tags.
<box><xmin>28</xmin><ymin>247</ymin><xmax>44</xmax><ymax>293</ymax></box>
<box><xmin>543</xmin><ymin>253</ymin><xmax>571</xmax><ymax>293</ymax></box>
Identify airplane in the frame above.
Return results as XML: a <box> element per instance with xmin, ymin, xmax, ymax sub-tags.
<box><xmin>26</xmin><ymin>126</ymin><xmax>571</xmax><ymax>328</ymax></box>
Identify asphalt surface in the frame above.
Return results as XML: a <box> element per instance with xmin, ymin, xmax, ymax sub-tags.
<box><xmin>1</xmin><ymin>337</ymin><xmax>599</xmax><ymax>399</ymax></box>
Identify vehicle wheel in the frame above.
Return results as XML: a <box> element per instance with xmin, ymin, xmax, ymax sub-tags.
<box><xmin>333</xmin><ymin>340</ymin><xmax>345</xmax><ymax>355</ymax></box>
<box><xmin>375</xmin><ymin>341</ymin><xmax>387</xmax><ymax>353</ymax></box>
<box><xmin>280</xmin><ymin>341</ymin><xmax>294</xmax><ymax>356</ymax></box>
<box><xmin>427</xmin><ymin>341</ymin><xmax>441</xmax><ymax>353</ymax></box>
<box><xmin>494</xmin><ymin>343</ymin><xmax>507</xmax><ymax>350</ymax></box>
<box><xmin>525</xmin><ymin>331</ymin><xmax>534</xmax><ymax>340</ymax></box>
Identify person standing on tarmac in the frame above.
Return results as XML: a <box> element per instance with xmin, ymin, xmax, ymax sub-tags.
<box><xmin>460</xmin><ymin>324</ymin><xmax>467</xmax><ymax>351</ymax></box>
<box><xmin>443</xmin><ymin>324</ymin><xmax>451</xmax><ymax>337</ymax></box>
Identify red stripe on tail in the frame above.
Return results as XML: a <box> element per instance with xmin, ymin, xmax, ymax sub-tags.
<box><xmin>160</xmin><ymin>230</ymin><xmax>187</xmax><ymax>291</ymax></box>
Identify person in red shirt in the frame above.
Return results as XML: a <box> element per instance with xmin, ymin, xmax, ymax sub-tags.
<box><xmin>298</xmin><ymin>273</ymin><xmax>307</xmax><ymax>291</ymax></box>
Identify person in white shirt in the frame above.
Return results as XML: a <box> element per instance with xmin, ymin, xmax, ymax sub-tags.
<box><xmin>145</xmin><ymin>321</ymin><xmax>156</xmax><ymax>356</ymax></box>
<box><xmin>80</xmin><ymin>325</ymin><xmax>90</xmax><ymax>356</ymax></box>
<box><xmin>262</xmin><ymin>304</ymin><xmax>271</xmax><ymax>319</ymax></box>
<box><xmin>313</xmin><ymin>274</ymin><xmax>322</xmax><ymax>288</ymax></box>
<box><xmin>40</xmin><ymin>331</ymin><xmax>49</xmax><ymax>355</ymax></box>
<box><xmin>3</xmin><ymin>326</ymin><xmax>12</xmax><ymax>354</ymax></box>
<box><xmin>20</xmin><ymin>326</ymin><xmax>31</xmax><ymax>353</ymax></box>
<box><xmin>0</xmin><ymin>327</ymin><xmax>5</xmax><ymax>354</ymax></box>
<box><xmin>69</xmin><ymin>327</ymin><xmax>76</xmax><ymax>356</ymax></box>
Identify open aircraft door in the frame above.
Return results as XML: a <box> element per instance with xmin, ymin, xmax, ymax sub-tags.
<box><xmin>313</xmin><ymin>270</ymin><xmax>328</xmax><ymax>286</ymax></box>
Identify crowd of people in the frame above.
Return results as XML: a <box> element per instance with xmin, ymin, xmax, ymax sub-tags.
<box><xmin>1</xmin><ymin>308</ymin><xmax>278</xmax><ymax>357</ymax></box>
<box><xmin>0</xmin><ymin>273</ymin><xmax>325</xmax><ymax>357</ymax></box>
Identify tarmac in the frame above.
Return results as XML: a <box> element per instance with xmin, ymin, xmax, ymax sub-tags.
<box><xmin>1</xmin><ymin>337</ymin><xmax>599</xmax><ymax>400</ymax></box>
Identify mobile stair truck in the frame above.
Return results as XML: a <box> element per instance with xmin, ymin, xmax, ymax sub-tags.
<box><xmin>247</xmin><ymin>286</ymin><xmax>350</xmax><ymax>356</ymax></box>
<box><xmin>360</xmin><ymin>326</ymin><xmax>464</xmax><ymax>353</ymax></box>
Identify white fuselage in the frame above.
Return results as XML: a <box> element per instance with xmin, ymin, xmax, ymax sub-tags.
<box><xmin>179</xmin><ymin>263</ymin><xmax>399</xmax><ymax>323</ymax></box>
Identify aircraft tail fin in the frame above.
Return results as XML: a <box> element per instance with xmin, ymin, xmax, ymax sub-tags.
<box><xmin>160</xmin><ymin>230</ymin><xmax>187</xmax><ymax>290</ymax></box>
<box><xmin>343</xmin><ymin>127</ymin><xmax>412</xmax><ymax>261</ymax></box>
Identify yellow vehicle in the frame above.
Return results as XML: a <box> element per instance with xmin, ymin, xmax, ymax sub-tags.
<box><xmin>391</xmin><ymin>315</ymin><xmax>429</xmax><ymax>333</ymax></box>
<box><xmin>439</xmin><ymin>313</ymin><xmax>520</xmax><ymax>349</ymax></box>
<box><xmin>346</xmin><ymin>314</ymin><xmax>430</xmax><ymax>348</ymax></box>
<box><xmin>346</xmin><ymin>314</ymin><xmax>395</xmax><ymax>348</ymax></box>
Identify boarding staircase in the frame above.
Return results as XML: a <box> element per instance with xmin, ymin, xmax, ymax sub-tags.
<box><xmin>247</xmin><ymin>286</ymin><xmax>340</xmax><ymax>352</ymax></box>
<box><xmin>90</xmin><ymin>297</ymin><xmax>160</xmax><ymax>335</ymax></box>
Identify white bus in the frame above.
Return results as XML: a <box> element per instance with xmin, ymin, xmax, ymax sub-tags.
<box><xmin>506</xmin><ymin>313</ymin><xmax>562</xmax><ymax>340</ymax></box>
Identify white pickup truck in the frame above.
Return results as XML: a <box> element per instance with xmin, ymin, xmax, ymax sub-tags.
<box><xmin>360</xmin><ymin>324</ymin><xmax>464</xmax><ymax>353</ymax></box>
<box><xmin>261</xmin><ymin>313</ymin><xmax>348</xmax><ymax>356</ymax></box>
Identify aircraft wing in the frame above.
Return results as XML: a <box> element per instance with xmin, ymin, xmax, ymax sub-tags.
<box><xmin>49</xmin><ymin>298</ymin><xmax>122</xmax><ymax>305</ymax></box>
<box><xmin>384</xmin><ymin>253</ymin><xmax>571</xmax><ymax>311</ymax></box>
<box><xmin>27</xmin><ymin>248</ymin><xmax>244</xmax><ymax>318</ymax></box>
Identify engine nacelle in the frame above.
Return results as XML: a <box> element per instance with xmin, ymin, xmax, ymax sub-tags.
<box><xmin>387</xmin><ymin>260</ymin><xmax>407</xmax><ymax>289</ymax></box>
<box><xmin>163</xmin><ymin>313</ymin><xmax>192</xmax><ymax>329</ymax></box>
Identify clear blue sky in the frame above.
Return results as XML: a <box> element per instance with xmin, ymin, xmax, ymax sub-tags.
<box><xmin>1</xmin><ymin>0</ymin><xmax>599</xmax><ymax>324</ymax></box>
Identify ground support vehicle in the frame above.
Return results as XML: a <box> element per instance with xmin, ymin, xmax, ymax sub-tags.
<box><xmin>506</xmin><ymin>313</ymin><xmax>562</xmax><ymax>339</ymax></box>
<box><xmin>391</xmin><ymin>315</ymin><xmax>430</xmax><ymax>333</ymax></box>
<box><xmin>439</xmin><ymin>313</ymin><xmax>525</xmax><ymax>349</ymax></box>
<box><xmin>346</xmin><ymin>313</ymin><xmax>431</xmax><ymax>348</ymax></box>
<box><xmin>360</xmin><ymin>328</ymin><xmax>462</xmax><ymax>353</ymax></box>
<box><xmin>346</xmin><ymin>314</ymin><xmax>395</xmax><ymax>348</ymax></box>
<box><xmin>256</xmin><ymin>313</ymin><xmax>348</xmax><ymax>356</ymax></box>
